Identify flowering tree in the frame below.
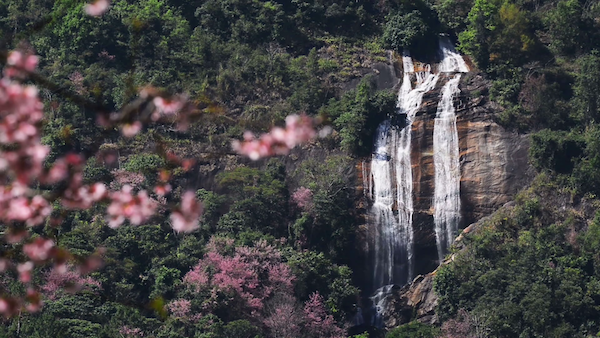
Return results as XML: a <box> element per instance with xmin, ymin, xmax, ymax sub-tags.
<box><xmin>0</xmin><ymin>0</ymin><xmax>325</xmax><ymax>321</ymax></box>
<box><xmin>303</xmin><ymin>292</ymin><xmax>346</xmax><ymax>338</ymax></box>
<box><xmin>169</xmin><ymin>237</ymin><xmax>345</xmax><ymax>338</ymax></box>
<box><xmin>0</xmin><ymin>44</ymin><xmax>317</xmax><ymax>319</ymax></box>
<box><xmin>178</xmin><ymin>237</ymin><xmax>295</xmax><ymax>318</ymax></box>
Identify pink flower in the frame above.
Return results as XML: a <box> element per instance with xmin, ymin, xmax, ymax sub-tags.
<box><xmin>4</xmin><ymin>51</ymin><xmax>38</xmax><ymax>78</ymax></box>
<box><xmin>23</xmin><ymin>238</ymin><xmax>54</xmax><ymax>261</ymax></box>
<box><xmin>232</xmin><ymin>114</ymin><xmax>317</xmax><ymax>160</ymax></box>
<box><xmin>17</xmin><ymin>262</ymin><xmax>34</xmax><ymax>283</ymax></box>
<box><xmin>44</xmin><ymin>157</ymin><xmax>69</xmax><ymax>184</ymax></box>
<box><xmin>153</xmin><ymin>96</ymin><xmax>186</xmax><ymax>116</ymax></box>
<box><xmin>62</xmin><ymin>174</ymin><xmax>107</xmax><ymax>209</ymax></box>
<box><xmin>25</xmin><ymin>288</ymin><xmax>42</xmax><ymax>312</ymax></box>
<box><xmin>84</xmin><ymin>0</ymin><xmax>110</xmax><ymax>16</ymax></box>
<box><xmin>119</xmin><ymin>326</ymin><xmax>144</xmax><ymax>338</ymax></box>
<box><xmin>170</xmin><ymin>191</ymin><xmax>202</xmax><ymax>233</ymax></box>
<box><xmin>106</xmin><ymin>185</ymin><xmax>157</xmax><ymax>228</ymax></box>
<box><xmin>42</xmin><ymin>265</ymin><xmax>101</xmax><ymax>300</ymax></box>
<box><xmin>0</xmin><ymin>259</ymin><xmax>9</xmax><ymax>272</ymax></box>
<box><xmin>154</xmin><ymin>184</ymin><xmax>171</xmax><ymax>196</ymax></box>
<box><xmin>292</xmin><ymin>186</ymin><xmax>313</xmax><ymax>211</ymax></box>
<box><xmin>168</xmin><ymin>299</ymin><xmax>191</xmax><ymax>318</ymax></box>
<box><xmin>121</xmin><ymin>121</ymin><xmax>142</xmax><ymax>137</ymax></box>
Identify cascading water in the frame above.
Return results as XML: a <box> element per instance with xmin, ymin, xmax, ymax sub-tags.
<box><xmin>433</xmin><ymin>74</ymin><xmax>462</xmax><ymax>261</ymax></box>
<box><xmin>369</xmin><ymin>65</ymin><xmax>439</xmax><ymax>292</ymax></box>
<box><xmin>367</xmin><ymin>51</ymin><xmax>439</xmax><ymax>326</ymax></box>
<box><xmin>395</xmin><ymin>67</ymin><xmax>439</xmax><ymax>283</ymax></box>
<box><xmin>370</xmin><ymin>119</ymin><xmax>398</xmax><ymax>289</ymax></box>
<box><xmin>363</xmin><ymin>38</ymin><xmax>468</xmax><ymax>328</ymax></box>
<box><xmin>438</xmin><ymin>36</ymin><xmax>469</xmax><ymax>73</ymax></box>
<box><xmin>432</xmin><ymin>35</ymin><xmax>469</xmax><ymax>261</ymax></box>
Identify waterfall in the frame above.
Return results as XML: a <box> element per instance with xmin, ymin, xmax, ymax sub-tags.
<box><xmin>370</xmin><ymin>120</ymin><xmax>398</xmax><ymax>288</ymax></box>
<box><xmin>402</xmin><ymin>50</ymin><xmax>414</xmax><ymax>73</ymax></box>
<box><xmin>364</xmin><ymin>39</ymin><xmax>467</xmax><ymax>328</ymax></box>
<box><xmin>366</xmin><ymin>53</ymin><xmax>438</xmax><ymax>289</ymax></box>
<box><xmin>367</xmin><ymin>57</ymin><xmax>439</xmax><ymax>327</ymax></box>
<box><xmin>438</xmin><ymin>36</ymin><xmax>469</xmax><ymax>73</ymax></box>
<box><xmin>433</xmin><ymin>74</ymin><xmax>462</xmax><ymax>261</ymax></box>
<box><xmin>395</xmin><ymin>68</ymin><xmax>439</xmax><ymax>283</ymax></box>
<box><xmin>433</xmin><ymin>36</ymin><xmax>468</xmax><ymax>261</ymax></box>
<box><xmin>369</xmin><ymin>54</ymin><xmax>439</xmax><ymax>290</ymax></box>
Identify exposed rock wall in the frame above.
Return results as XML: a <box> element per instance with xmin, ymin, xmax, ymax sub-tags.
<box><xmin>359</xmin><ymin>73</ymin><xmax>533</xmax><ymax>326</ymax></box>
<box><xmin>406</xmin><ymin>74</ymin><xmax>532</xmax><ymax>276</ymax></box>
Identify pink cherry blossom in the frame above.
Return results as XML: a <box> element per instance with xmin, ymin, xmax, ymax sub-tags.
<box><xmin>232</xmin><ymin>114</ymin><xmax>317</xmax><ymax>160</ymax></box>
<box><xmin>62</xmin><ymin>173</ymin><xmax>107</xmax><ymax>209</ymax></box>
<box><xmin>170</xmin><ymin>191</ymin><xmax>202</xmax><ymax>233</ymax></box>
<box><xmin>0</xmin><ymin>297</ymin><xmax>21</xmax><ymax>318</ymax></box>
<box><xmin>183</xmin><ymin>238</ymin><xmax>295</xmax><ymax>316</ymax></box>
<box><xmin>84</xmin><ymin>0</ymin><xmax>110</xmax><ymax>16</ymax></box>
<box><xmin>121</xmin><ymin>121</ymin><xmax>142</xmax><ymax>137</ymax></box>
<box><xmin>119</xmin><ymin>326</ymin><xmax>144</xmax><ymax>338</ymax></box>
<box><xmin>23</xmin><ymin>238</ymin><xmax>54</xmax><ymax>261</ymax></box>
<box><xmin>4</xmin><ymin>51</ymin><xmax>39</xmax><ymax>78</ymax></box>
<box><xmin>0</xmin><ymin>50</ymin><xmax>110</xmax><ymax>315</ymax></box>
<box><xmin>110</xmin><ymin>169</ymin><xmax>146</xmax><ymax>190</ymax></box>
<box><xmin>154</xmin><ymin>184</ymin><xmax>171</xmax><ymax>196</ymax></box>
<box><xmin>0</xmin><ymin>259</ymin><xmax>9</xmax><ymax>272</ymax></box>
<box><xmin>153</xmin><ymin>96</ymin><xmax>186</xmax><ymax>116</ymax></box>
<box><xmin>303</xmin><ymin>292</ymin><xmax>345</xmax><ymax>338</ymax></box>
<box><xmin>168</xmin><ymin>299</ymin><xmax>191</xmax><ymax>318</ymax></box>
<box><xmin>42</xmin><ymin>265</ymin><xmax>101</xmax><ymax>300</ymax></box>
<box><xmin>106</xmin><ymin>185</ymin><xmax>157</xmax><ymax>228</ymax></box>
<box><xmin>25</xmin><ymin>288</ymin><xmax>42</xmax><ymax>312</ymax></box>
<box><xmin>292</xmin><ymin>186</ymin><xmax>313</xmax><ymax>211</ymax></box>
<box><xmin>43</xmin><ymin>157</ymin><xmax>69</xmax><ymax>184</ymax></box>
<box><xmin>17</xmin><ymin>261</ymin><xmax>34</xmax><ymax>283</ymax></box>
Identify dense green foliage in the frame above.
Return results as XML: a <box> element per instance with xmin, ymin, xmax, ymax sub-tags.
<box><xmin>324</xmin><ymin>77</ymin><xmax>396</xmax><ymax>155</ymax></box>
<box><xmin>435</xmin><ymin>185</ymin><xmax>600</xmax><ymax>337</ymax></box>
<box><xmin>383</xmin><ymin>11</ymin><xmax>430</xmax><ymax>52</ymax></box>
<box><xmin>385</xmin><ymin>322</ymin><xmax>439</xmax><ymax>338</ymax></box>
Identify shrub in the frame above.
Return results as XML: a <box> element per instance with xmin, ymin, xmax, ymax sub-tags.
<box><xmin>572</xmin><ymin>51</ymin><xmax>600</xmax><ymax>123</ymax></box>
<box><xmin>529</xmin><ymin>129</ymin><xmax>584</xmax><ymax>173</ymax></box>
<box><xmin>382</xmin><ymin>11</ymin><xmax>430</xmax><ymax>52</ymax></box>
<box><xmin>325</xmin><ymin>77</ymin><xmax>396</xmax><ymax>156</ymax></box>
<box><xmin>386</xmin><ymin>321</ymin><xmax>440</xmax><ymax>338</ymax></box>
<box><xmin>123</xmin><ymin>153</ymin><xmax>165</xmax><ymax>183</ymax></box>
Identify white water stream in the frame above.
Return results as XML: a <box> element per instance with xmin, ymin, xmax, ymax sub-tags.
<box><xmin>433</xmin><ymin>74</ymin><xmax>463</xmax><ymax>261</ymax></box>
<box><xmin>365</xmin><ymin>38</ymin><xmax>469</xmax><ymax>327</ymax></box>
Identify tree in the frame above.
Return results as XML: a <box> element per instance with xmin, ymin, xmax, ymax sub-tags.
<box><xmin>383</xmin><ymin>11</ymin><xmax>430</xmax><ymax>52</ymax></box>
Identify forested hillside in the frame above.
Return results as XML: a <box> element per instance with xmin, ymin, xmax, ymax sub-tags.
<box><xmin>0</xmin><ymin>0</ymin><xmax>599</xmax><ymax>337</ymax></box>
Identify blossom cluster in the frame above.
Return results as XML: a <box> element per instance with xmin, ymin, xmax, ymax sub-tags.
<box><xmin>41</xmin><ymin>265</ymin><xmax>102</xmax><ymax>300</ymax></box>
<box><xmin>85</xmin><ymin>0</ymin><xmax>111</xmax><ymax>16</ymax></box>
<box><xmin>0</xmin><ymin>49</ymin><xmax>206</xmax><ymax>316</ymax></box>
<box><xmin>118</xmin><ymin>89</ymin><xmax>192</xmax><ymax>138</ymax></box>
<box><xmin>179</xmin><ymin>238</ymin><xmax>294</xmax><ymax>316</ymax></box>
<box><xmin>232</xmin><ymin>114</ymin><xmax>317</xmax><ymax>160</ymax></box>
<box><xmin>173</xmin><ymin>237</ymin><xmax>344</xmax><ymax>337</ymax></box>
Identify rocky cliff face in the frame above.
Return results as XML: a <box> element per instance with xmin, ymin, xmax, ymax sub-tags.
<box><xmin>358</xmin><ymin>71</ymin><xmax>533</xmax><ymax>326</ymax></box>
<box><xmin>380</xmin><ymin>212</ymin><xmax>495</xmax><ymax>329</ymax></box>
<box><xmin>408</xmin><ymin>73</ymin><xmax>532</xmax><ymax>276</ymax></box>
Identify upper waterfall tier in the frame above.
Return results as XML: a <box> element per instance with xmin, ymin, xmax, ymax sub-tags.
<box><xmin>438</xmin><ymin>36</ymin><xmax>469</xmax><ymax>73</ymax></box>
<box><xmin>402</xmin><ymin>50</ymin><xmax>414</xmax><ymax>73</ymax></box>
